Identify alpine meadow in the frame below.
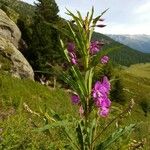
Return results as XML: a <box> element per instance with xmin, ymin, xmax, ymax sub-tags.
<box><xmin>0</xmin><ymin>0</ymin><xmax>150</xmax><ymax>149</ymax></box>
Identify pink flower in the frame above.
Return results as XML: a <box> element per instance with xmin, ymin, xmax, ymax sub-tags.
<box><xmin>90</xmin><ymin>41</ymin><xmax>104</xmax><ymax>55</ymax></box>
<box><xmin>99</xmin><ymin>107</ymin><xmax>109</xmax><ymax>117</ymax></box>
<box><xmin>92</xmin><ymin>76</ymin><xmax>111</xmax><ymax>117</ymax></box>
<box><xmin>101</xmin><ymin>55</ymin><xmax>109</xmax><ymax>64</ymax></box>
<box><xmin>69</xmin><ymin>52</ymin><xmax>77</xmax><ymax>65</ymax></box>
<box><xmin>93</xmin><ymin>76</ymin><xmax>110</xmax><ymax>98</ymax></box>
<box><xmin>71</xmin><ymin>94</ymin><xmax>80</xmax><ymax>104</ymax></box>
<box><xmin>67</xmin><ymin>42</ymin><xmax>78</xmax><ymax>65</ymax></box>
<box><xmin>67</xmin><ymin>42</ymin><xmax>75</xmax><ymax>52</ymax></box>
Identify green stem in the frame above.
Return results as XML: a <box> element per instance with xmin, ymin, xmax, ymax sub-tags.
<box><xmin>91</xmin><ymin>100</ymin><xmax>134</xmax><ymax>145</ymax></box>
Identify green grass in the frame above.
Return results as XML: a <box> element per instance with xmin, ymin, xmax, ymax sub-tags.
<box><xmin>120</xmin><ymin>63</ymin><xmax>150</xmax><ymax>149</ymax></box>
<box><xmin>0</xmin><ymin>73</ymin><xmax>78</xmax><ymax>149</ymax></box>
<box><xmin>0</xmin><ymin>73</ymin><xmax>76</xmax><ymax>115</ymax></box>
<box><xmin>0</xmin><ymin>64</ymin><xmax>150</xmax><ymax>149</ymax></box>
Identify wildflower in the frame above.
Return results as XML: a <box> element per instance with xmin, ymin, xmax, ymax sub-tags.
<box><xmin>71</xmin><ymin>94</ymin><xmax>80</xmax><ymax>104</ymax></box>
<box><xmin>67</xmin><ymin>42</ymin><xmax>77</xmax><ymax>65</ymax></box>
<box><xmin>69</xmin><ymin>52</ymin><xmax>77</xmax><ymax>65</ymax></box>
<box><xmin>99</xmin><ymin>107</ymin><xmax>109</xmax><ymax>117</ymax></box>
<box><xmin>67</xmin><ymin>42</ymin><xmax>75</xmax><ymax>52</ymax></box>
<box><xmin>101</xmin><ymin>55</ymin><xmax>109</xmax><ymax>64</ymax></box>
<box><xmin>93</xmin><ymin>76</ymin><xmax>110</xmax><ymax>98</ymax></box>
<box><xmin>90</xmin><ymin>41</ymin><xmax>104</xmax><ymax>55</ymax></box>
<box><xmin>92</xmin><ymin>76</ymin><xmax>111</xmax><ymax>117</ymax></box>
<box><xmin>102</xmin><ymin>76</ymin><xmax>111</xmax><ymax>92</ymax></box>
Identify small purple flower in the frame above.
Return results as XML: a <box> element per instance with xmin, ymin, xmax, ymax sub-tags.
<box><xmin>101</xmin><ymin>55</ymin><xmax>109</xmax><ymax>64</ymax></box>
<box><xmin>90</xmin><ymin>41</ymin><xmax>103</xmax><ymax>55</ymax></box>
<box><xmin>100</xmin><ymin>97</ymin><xmax>111</xmax><ymax>108</ymax></box>
<box><xmin>71</xmin><ymin>57</ymin><xmax>77</xmax><ymax>65</ymax></box>
<box><xmin>94</xmin><ymin>94</ymin><xmax>111</xmax><ymax>109</ymax></box>
<box><xmin>67</xmin><ymin>42</ymin><xmax>78</xmax><ymax>65</ymax></box>
<box><xmin>67</xmin><ymin>42</ymin><xmax>75</xmax><ymax>52</ymax></box>
<box><xmin>102</xmin><ymin>76</ymin><xmax>111</xmax><ymax>93</ymax></box>
<box><xmin>69</xmin><ymin>52</ymin><xmax>77</xmax><ymax>65</ymax></box>
<box><xmin>99</xmin><ymin>107</ymin><xmax>109</xmax><ymax>117</ymax></box>
<box><xmin>71</xmin><ymin>94</ymin><xmax>80</xmax><ymax>104</ymax></box>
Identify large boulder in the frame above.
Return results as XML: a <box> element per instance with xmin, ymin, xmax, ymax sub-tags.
<box><xmin>0</xmin><ymin>9</ymin><xmax>34</xmax><ymax>80</ymax></box>
<box><xmin>0</xmin><ymin>37</ymin><xmax>34</xmax><ymax>80</ymax></box>
<box><xmin>0</xmin><ymin>9</ymin><xmax>20</xmax><ymax>48</ymax></box>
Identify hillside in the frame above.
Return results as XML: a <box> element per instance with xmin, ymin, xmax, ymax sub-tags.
<box><xmin>108</xmin><ymin>34</ymin><xmax>150</xmax><ymax>53</ymax></box>
<box><xmin>93</xmin><ymin>32</ymin><xmax>150</xmax><ymax>66</ymax></box>
<box><xmin>0</xmin><ymin>64</ymin><xmax>150</xmax><ymax>148</ymax></box>
<box><xmin>0</xmin><ymin>0</ymin><xmax>150</xmax><ymax>149</ymax></box>
<box><xmin>0</xmin><ymin>0</ymin><xmax>35</xmax><ymax>19</ymax></box>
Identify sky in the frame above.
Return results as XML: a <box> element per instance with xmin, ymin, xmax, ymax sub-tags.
<box><xmin>22</xmin><ymin>0</ymin><xmax>150</xmax><ymax>35</ymax></box>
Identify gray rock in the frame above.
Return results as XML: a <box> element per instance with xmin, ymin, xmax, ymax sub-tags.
<box><xmin>0</xmin><ymin>37</ymin><xmax>34</xmax><ymax>80</ymax></box>
<box><xmin>0</xmin><ymin>9</ymin><xmax>34</xmax><ymax>80</ymax></box>
<box><xmin>0</xmin><ymin>9</ymin><xmax>21</xmax><ymax>48</ymax></box>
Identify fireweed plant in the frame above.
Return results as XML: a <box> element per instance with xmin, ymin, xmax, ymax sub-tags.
<box><xmin>59</xmin><ymin>8</ymin><xmax>136</xmax><ymax>149</ymax></box>
<box><xmin>37</xmin><ymin>8</ymin><xmax>135</xmax><ymax>150</ymax></box>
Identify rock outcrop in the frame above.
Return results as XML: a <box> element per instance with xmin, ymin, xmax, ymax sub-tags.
<box><xmin>0</xmin><ymin>9</ymin><xmax>34</xmax><ymax>80</ymax></box>
<box><xmin>0</xmin><ymin>9</ymin><xmax>20</xmax><ymax>48</ymax></box>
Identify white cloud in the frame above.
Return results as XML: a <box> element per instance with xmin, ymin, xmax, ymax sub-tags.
<box><xmin>135</xmin><ymin>1</ymin><xmax>150</xmax><ymax>14</ymax></box>
<box><xmin>96</xmin><ymin>22</ymin><xmax>150</xmax><ymax>35</ymax></box>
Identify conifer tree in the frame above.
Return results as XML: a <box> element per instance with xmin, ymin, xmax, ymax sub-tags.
<box><xmin>28</xmin><ymin>0</ymin><xmax>61</xmax><ymax>76</ymax></box>
<box><xmin>110</xmin><ymin>76</ymin><xmax>126</xmax><ymax>104</ymax></box>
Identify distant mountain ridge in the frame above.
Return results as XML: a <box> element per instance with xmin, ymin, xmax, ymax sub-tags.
<box><xmin>107</xmin><ymin>34</ymin><xmax>150</xmax><ymax>53</ymax></box>
<box><xmin>92</xmin><ymin>32</ymin><xmax>150</xmax><ymax>66</ymax></box>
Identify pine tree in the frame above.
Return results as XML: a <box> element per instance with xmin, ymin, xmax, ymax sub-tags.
<box><xmin>28</xmin><ymin>0</ymin><xmax>61</xmax><ymax>76</ymax></box>
<box><xmin>110</xmin><ymin>76</ymin><xmax>126</xmax><ymax>104</ymax></box>
<box><xmin>35</xmin><ymin>0</ymin><xmax>59</xmax><ymax>22</ymax></box>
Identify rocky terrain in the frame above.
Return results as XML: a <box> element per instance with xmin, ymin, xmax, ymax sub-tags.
<box><xmin>0</xmin><ymin>9</ymin><xmax>34</xmax><ymax>80</ymax></box>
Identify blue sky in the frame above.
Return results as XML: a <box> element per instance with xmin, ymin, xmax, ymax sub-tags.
<box><xmin>22</xmin><ymin>0</ymin><xmax>150</xmax><ymax>35</ymax></box>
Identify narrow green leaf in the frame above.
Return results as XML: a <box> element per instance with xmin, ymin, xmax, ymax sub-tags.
<box><xmin>96</xmin><ymin>124</ymin><xmax>136</xmax><ymax>150</ymax></box>
<box><xmin>60</xmin><ymin>39</ymin><xmax>70</xmax><ymax>62</ymax></box>
<box><xmin>93</xmin><ymin>8</ymin><xmax>109</xmax><ymax>25</ymax></box>
<box><xmin>89</xmin><ymin>118</ymin><xmax>96</xmax><ymax>145</ymax></box>
<box><xmin>85</xmin><ymin>68</ymin><xmax>94</xmax><ymax>95</ymax></box>
<box><xmin>88</xmin><ymin>6</ymin><xmax>94</xmax><ymax>26</ymax></box>
<box><xmin>35</xmin><ymin>120</ymin><xmax>72</xmax><ymax>132</ymax></box>
<box><xmin>76</xmin><ymin>123</ymin><xmax>84</xmax><ymax>149</ymax></box>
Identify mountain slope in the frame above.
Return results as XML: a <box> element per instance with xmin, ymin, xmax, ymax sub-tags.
<box><xmin>92</xmin><ymin>32</ymin><xmax>150</xmax><ymax>66</ymax></box>
<box><xmin>108</xmin><ymin>34</ymin><xmax>150</xmax><ymax>53</ymax></box>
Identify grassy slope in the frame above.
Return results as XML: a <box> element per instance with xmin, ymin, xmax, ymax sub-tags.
<box><xmin>0</xmin><ymin>73</ymin><xmax>78</xmax><ymax>149</ymax></box>
<box><xmin>121</xmin><ymin>63</ymin><xmax>150</xmax><ymax>148</ymax></box>
<box><xmin>0</xmin><ymin>0</ymin><xmax>149</xmax><ymax>148</ymax></box>
<box><xmin>0</xmin><ymin>63</ymin><xmax>150</xmax><ymax>149</ymax></box>
<box><xmin>0</xmin><ymin>73</ymin><xmax>76</xmax><ymax>115</ymax></box>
